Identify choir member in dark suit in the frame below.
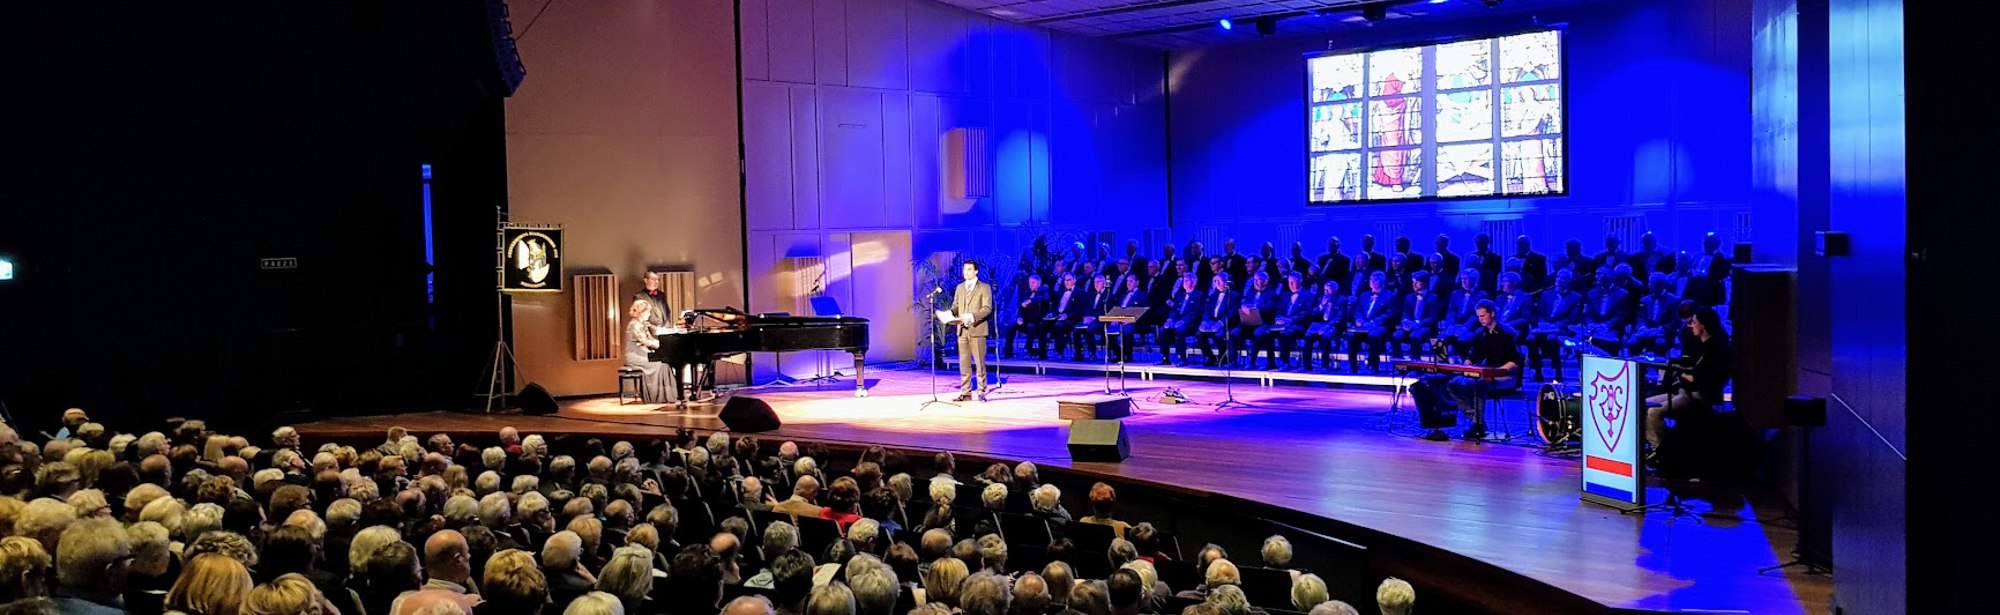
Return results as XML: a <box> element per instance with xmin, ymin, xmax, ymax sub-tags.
<box><xmin>1223</xmin><ymin>239</ymin><xmax>1250</xmax><ymax>291</ymax></box>
<box><xmin>1357</xmin><ymin>234</ymin><xmax>1388</xmax><ymax>273</ymax></box>
<box><xmin>1005</xmin><ymin>275</ymin><xmax>1051</xmax><ymax>360</ymax></box>
<box><xmin>1144</xmin><ymin>260</ymin><xmax>1177</xmax><ymax>329</ymax></box>
<box><xmin>1683</xmin><ymin>233</ymin><xmax>1732</xmax><ymax>306</ymax></box>
<box><xmin>1124</xmin><ymin>240</ymin><xmax>1147</xmax><ymax>280</ymax></box>
<box><xmin>1158</xmin><ymin>274</ymin><xmax>1205</xmax><ymax>366</ymax></box>
<box><xmin>1347</xmin><ymin>248</ymin><xmax>1374</xmax><ymax>298</ymax></box>
<box><xmin>1625</xmin><ymin>272</ymin><xmax>1682</xmax><ymax>357</ymax></box>
<box><xmin>1527</xmin><ymin>269</ymin><xmax>1585</xmax><ymax>380</ymax></box>
<box><xmin>1345</xmin><ymin>271</ymin><xmax>1400</xmax><ymax>373</ymax></box>
<box><xmin>1109</xmin><ymin>274</ymin><xmax>1149</xmax><ymax>362</ymax></box>
<box><xmin>1304</xmin><ymin>280</ymin><xmax>1350</xmax><ymax>371</ymax></box>
<box><xmin>1235</xmin><ymin>272</ymin><xmax>1279</xmax><ymax>368</ymax></box>
<box><xmin>1316</xmin><ymin>237</ymin><xmax>1351</xmax><ymax>289</ymax></box>
<box><xmin>1195</xmin><ymin>274</ymin><xmax>1241</xmax><ymax>367</ymax></box>
<box><xmin>1627</xmin><ymin>232</ymin><xmax>1672</xmax><ymax>276</ymax></box>
<box><xmin>1493</xmin><ymin>272</ymin><xmax>1536</xmax><ymax>336</ymax></box>
<box><xmin>1513</xmin><ymin>235</ymin><xmax>1550</xmax><ymax>294</ymax></box>
<box><xmin>1392</xmin><ymin>273</ymin><xmax>1447</xmax><ymax>361</ymax></box>
<box><xmin>1072</xmin><ymin>275</ymin><xmax>1115</xmax><ymax>361</ymax></box>
<box><xmin>636</xmin><ymin>271</ymin><xmax>672</xmax><ymax>328</ymax></box>
<box><xmin>1185</xmin><ymin>241</ymin><xmax>1209</xmax><ymax>282</ymax></box>
<box><xmin>1259</xmin><ymin>272</ymin><xmax>1316</xmax><ymax>370</ymax></box>
<box><xmin>1432</xmin><ymin>234</ymin><xmax>1461</xmax><ymax>286</ymax></box>
<box><xmin>1393</xmin><ymin>236</ymin><xmax>1425</xmax><ymax>276</ymax></box>
<box><xmin>1047</xmin><ymin>273</ymin><xmax>1088</xmax><ymax>360</ymax></box>
<box><xmin>1287</xmin><ymin>242</ymin><xmax>1314</xmax><ymax>281</ymax></box>
<box><xmin>1438</xmin><ymin>269</ymin><xmax>1489</xmax><ymax>360</ymax></box>
<box><xmin>1466</xmin><ymin>233</ymin><xmax>1504</xmax><ymax>294</ymax></box>
<box><xmin>1552</xmin><ymin>238</ymin><xmax>1594</xmax><ymax>291</ymax></box>
<box><xmin>1578</xmin><ymin>266</ymin><xmax>1634</xmax><ymax>354</ymax></box>
<box><xmin>1593</xmin><ymin>234</ymin><xmax>1627</xmax><ymax>272</ymax></box>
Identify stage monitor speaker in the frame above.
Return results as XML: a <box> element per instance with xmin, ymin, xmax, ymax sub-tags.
<box><xmin>1067</xmin><ymin>419</ymin><xmax>1130</xmax><ymax>462</ymax></box>
<box><xmin>520</xmin><ymin>382</ymin><xmax>558</xmax><ymax>415</ymax></box>
<box><xmin>719</xmin><ymin>396</ymin><xmax>783</xmax><ymax>432</ymax></box>
<box><xmin>1731</xmin><ymin>265</ymin><xmax>1797</xmax><ymax>429</ymax></box>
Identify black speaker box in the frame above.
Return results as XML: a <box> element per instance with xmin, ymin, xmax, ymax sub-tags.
<box><xmin>1067</xmin><ymin>419</ymin><xmax>1130</xmax><ymax>462</ymax></box>
<box><xmin>520</xmin><ymin>382</ymin><xmax>558</xmax><ymax>415</ymax></box>
<box><xmin>719</xmin><ymin>396</ymin><xmax>783</xmax><ymax>432</ymax></box>
<box><xmin>1783</xmin><ymin>395</ymin><xmax>1827</xmax><ymax>427</ymax></box>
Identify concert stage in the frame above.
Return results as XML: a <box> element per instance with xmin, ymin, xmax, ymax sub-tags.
<box><xmin>293</xmin><ymin>366</ymin><xmax>1827</xmax><ymax>615</ymax></box>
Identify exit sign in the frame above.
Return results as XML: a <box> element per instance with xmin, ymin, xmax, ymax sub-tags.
<box><xmin>260</xmin><ymin>257</ymin><xmax>299</xmax><ymax>270</ymax></box>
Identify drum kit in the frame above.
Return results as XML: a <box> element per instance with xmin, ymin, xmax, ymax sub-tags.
<box><xmin>1533</xmin><ymin>382</ymin><xmax>1584</xmax><ymax>453</ymax></box>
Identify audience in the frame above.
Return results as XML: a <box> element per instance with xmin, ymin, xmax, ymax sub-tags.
<box><xmin>0</xmin><ymin>410</ymin><xmax>1442</xmax><ymax>615</ymax></box>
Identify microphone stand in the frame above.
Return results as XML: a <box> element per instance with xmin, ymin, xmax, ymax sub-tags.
<box><xmin>919</xmin><ymin>284</ymin><xmax>958</xmax><ymax>411</ymax></box>
<box><xmin>1215</xmin><ymin>305</ymin><xmax>1250</xmax><ymax>411</ymax></box>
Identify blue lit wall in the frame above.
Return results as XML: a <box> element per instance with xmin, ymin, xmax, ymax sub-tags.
<box><xmin>1166</xmin><ymin>0</ymin><xmax>1753</xmax><ymax>257</ymax></box>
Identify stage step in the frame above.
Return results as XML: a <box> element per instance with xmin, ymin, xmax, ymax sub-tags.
<box><xmin>946</xmin><ymin>356</ymin><xmax>1408</xmax><ymax>389</ymax></box>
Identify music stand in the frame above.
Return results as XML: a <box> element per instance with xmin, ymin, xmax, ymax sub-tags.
<box><xmin>1100</xmin><ymin>307</ymin><xmax>1149</xmax><ymax>395</ymax></box>
<box><xmin>1212</xmin><ymin>306</ymin><xmax>1259</xmax><ymax>411</ymax></box>
<box><xmin>787</xmin><ymin>296</ymin><xmax>844</xmax><ymax>386</ymax></box>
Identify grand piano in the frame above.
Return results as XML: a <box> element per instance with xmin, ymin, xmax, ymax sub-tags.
<box><xmin>650</xmin><ymin>308</ymin><xmax>870</xmax><ymax>399</ymax></box>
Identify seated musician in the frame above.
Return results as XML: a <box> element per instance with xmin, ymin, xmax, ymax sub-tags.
<box><xmin>1442</xmin><ymin>301</ymin><xmax>1521</xmax><ymax>440</ymax></box>
<box><xmin>1645</xmin><ymin>304</ymin><xmax>1731</xmax><ymax>461</ymax></box>
<box><xmin>1390</xmin><ymin>273</ymin><xmax>1446</xmax><ymax>361</ymax></box>
<box><xmin>1256</xmin><ymin>272</ymin><xmax>1315</xmax><ymax>370</ymax></box>
<box><xmin>1236</xmin><ymin>272</ymin><xmax>1280</xmax><ymax>369</ymax></box>
<box><xmin>1438</xmin><ymin>269</ymin><xmax>1488</xmax><ymax>360</ymax></box>
<box><xmin>1071</xmin><ymin>275</ymin><xmax>1114</xmax><ymax>362</ymax></box>
<box><xmin>623</xmin><ymin>300</ymin><xmax>678</xmax><ymax>403</ymax></box>
<box><xmin>1108</xmin><ymin>273</ymin><xmax>1149</xmax><ymax>363</ymax></box>
<box><xmin>1046</xmin><ymin>273</ymin><xmax>1087</xmax><ymax>360</ymax></box>
<box><xmin>1493</xmin><ymin>272</ymin><xmax>1536</xmax><ymax>337</ymax></box>
<box><xmin>1303</xmin><ymin>280</ymin><xmax>1350</xmax><ymax>371</ymax></box>
<box><xmin>1157</xmin><ymin>273</ymin><xmax>1206</xmax><ymax>366</ymax></box>
<box><xmin>1345</xmin><ymin>271</ymin><xmax>1400</xmax><ymax>373</ymax></box>
<box><xmin>1194</xmin><ymin>273</ymin><xmax>1240</xmax><ymax>367</ymax></box>
<box><xmin>1576</xmin><ymin>265</ymin><xmax>1633</xmax><ymax>355</ymax></box>
<box><xmin>1624</xmin><ymin>272</ymin><xmax>1682</xmax><ymax>357</ymax></box>
<box><xmin>1005</xmin><ymin>274</ymin><xmax>1050</xmax><ymax>360</ymax></box>
<box><xmin>1527</xmin><ymin>269</ymin><xmax>1585</xmax><ymax>381</ymax></box>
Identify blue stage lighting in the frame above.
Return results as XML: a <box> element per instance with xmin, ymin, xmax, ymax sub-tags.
<box><xmin>0</xmin><ymin>258</ymin><xmax>13</xmax><ymax>281</ymax></box>
<box><xmin>1219</xmin><ymin>18</ymin><xmax>1233</xmax><ymax>30</ymax></box>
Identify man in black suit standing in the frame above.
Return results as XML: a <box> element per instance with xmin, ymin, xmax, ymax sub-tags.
<box><xmin>1394</xmin><ymin>236</ymin><xmax>1425</xmax><ymax>275</ymax></box>
<box><xmin>1513</xmin><ymin>234</ymin><xmax>1549</xmax><ymax>293</ymax></box>
<box><xmin>1221</xmin><ymin>239</ymin><xmax>1250</xmax><ymax>292</ymax></box>
<box><xmin>1316</xmin><ymin>236</ymin><xmax>1351</xmax><ymax>288</ymax></box>
<box><xmin>636</xmin><ymin>271</ymin><xmax>672</xmax><ymax>327</ymax></box>
<box><xmin>1432</xmin><ymin>234</ymin><xmax>1462</xmax><ymax>287</ymax></box>
<box><xmin>1466</xmin><ymin>232</ymin><xmax>1504</xmax><ymax>294</ymax></box>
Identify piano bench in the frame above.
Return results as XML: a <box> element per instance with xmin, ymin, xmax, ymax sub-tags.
<box><xmin>617</xmin><ymin>366</ymin><xmax>645</xmax><ymax>405</ymax></box>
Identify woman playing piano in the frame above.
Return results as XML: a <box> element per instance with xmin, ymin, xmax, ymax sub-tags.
<box><xmin>624</xmin><ymin>299</ymin><xmax>679</xmax><ymax>403</ymax></box>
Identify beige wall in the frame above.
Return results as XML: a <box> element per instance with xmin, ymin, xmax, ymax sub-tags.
<box><xmin>505</xmin><ymin>0</ymin><xmax>744</xmax><ymax>396</ymax></box>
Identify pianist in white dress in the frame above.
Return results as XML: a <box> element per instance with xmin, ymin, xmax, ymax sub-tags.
<box><xmin>624</xmin><ymin>299</ymin><xmax>679</xmax><ymax>403</ymax></box>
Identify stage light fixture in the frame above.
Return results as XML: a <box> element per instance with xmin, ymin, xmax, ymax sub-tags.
<box><xmin>0</xmin><ymin>258</ymin><xmax>13</xmax><ymax>281</ymax></box>
<box><xmin>1255</xmin><ymin>16</ymin><xmax>1277</xmax><ymax>36</ymax></box>
<box><xmin>1218</xmin><ymin>18</ymin><xmax>1234</xmax><ymax>30</ymax></box>
<box><xmin>1362</xmin><ymin>5</ymin><xmax>1389</xmax><ymax>21</ymax></box>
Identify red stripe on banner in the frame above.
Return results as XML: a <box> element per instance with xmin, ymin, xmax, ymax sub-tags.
<box><xmin>1586</xmin><ymin>455</ymin><xmax>1634</xmax><ymax>477</ymax></box>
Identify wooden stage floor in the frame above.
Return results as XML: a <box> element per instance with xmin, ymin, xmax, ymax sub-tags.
<box><xmin>295</xmin><ymin>366</ymin><xmax>1828</xmax><ymax>615</ymax></box>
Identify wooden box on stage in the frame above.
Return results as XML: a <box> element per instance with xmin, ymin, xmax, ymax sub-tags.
<box><xmin>1058</xmin><ymin>394</ymin><xmax>1132</xmax><ymax>420</ymax></box>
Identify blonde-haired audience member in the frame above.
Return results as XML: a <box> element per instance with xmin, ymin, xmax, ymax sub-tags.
<box><xmin>167</xmin><ymin>553</ymin><xmax>254</xmax><ymax>615</ymax></box>
<box><xmin>565</xmin><ymin>591</ymin><xmax>626</xmax><ymax>615</ymax></box>
<box><xmin>1290</xmin><ymin>573</ymin><xmax>1329</xmax><ymax>611</ymax></box>
<box><xmin>0</xmin><ymin>536</ymin><xmax>50</xmax><ymax>602</ymax></box>
<box><xmin>595</xmin><ymin>546</ymin><xmax>655</xmax><ymax>613</ymax></box>
<box><xmin>243</xmin><ymin>572</ymin><xmax>332</xmax><ymax>615</ymax></box>
<box><xmin>16</xmin><ymin>498</ymin><xmax>76</xmax><ymax>555</ymax></box>
<box><xmin>1376</xmin><ymin>577</ymin><xmax>1416</xmax><ymax>615</ymax></box>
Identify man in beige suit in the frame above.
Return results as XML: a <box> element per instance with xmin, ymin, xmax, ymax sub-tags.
<box><xmin>770</xmin><ymin>475</ymin><xmax>822</xmax><ymax>519</ymax></box>
<box><xmin>951</xmin><ymin>260</ymin><xmax>993</xmax><ymax>401</ymax></box>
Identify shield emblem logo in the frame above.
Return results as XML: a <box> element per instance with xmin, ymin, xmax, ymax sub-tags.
<box><xmin>1587</xmin><ymin>362</ymin><xmax>1631</xmax><ymax>454</ymax></box>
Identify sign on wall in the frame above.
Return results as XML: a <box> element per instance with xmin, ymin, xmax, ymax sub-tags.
<box><xmin>1580</xmin><ymin>354</ymin><xmax>1645</xmax><ymax>510</ymax></box>
<box><xmin>500</xmin><ymin>224</ymin><xmax>564</xmax><ymax>293</ymax></box>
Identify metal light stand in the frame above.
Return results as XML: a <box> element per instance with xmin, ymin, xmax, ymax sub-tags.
<box><xmin>479</xmin><ymin>207</ymin><xmax>519</xmax><ymax>413</ymax></box>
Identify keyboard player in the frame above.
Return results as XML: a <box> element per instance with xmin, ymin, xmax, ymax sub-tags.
<box><xmin>1444</xmin><ymin>300</ymin><xmax>1521</xmax><ymax>439</ymax></box>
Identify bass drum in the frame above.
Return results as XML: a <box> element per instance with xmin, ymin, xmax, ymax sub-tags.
<box><xmin>1534</xmin><ymin>383</ymin><xmax>1583</xmax><ymax>445</ymax></box>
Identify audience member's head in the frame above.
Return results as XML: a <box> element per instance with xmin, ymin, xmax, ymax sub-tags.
<box><xmin>1069</xmin><ymin>580</ymin><xmax>1111</xmax><ymax>615</ymax></box>
<box><xmin>1260</xmin><ymin>535</ymin><xmax>1293</xmax><ymax>568</ymax></box>
<box><xmin>1106</xmin><ymin>569</ymin><xmax>1144</xmax><ymax>615</ymax></box>
<box><xmin>483</xmin><ymin>549</ymin><xmax>549</xmax><ymax>615</ymax></box>
<box><xmin>1012</xmin><ymin>572</ymin><xmax>1049</xmax><ymax>615</ymax></box>
<box><xmin>1087</xmin><ymin>483</ymin><xmax>1118</xmax><ymax>520</ymax></box>
<box><xmin>1306</xmin><ymin>601</ymin><xmax>1361</xmax><ymax>615</ymax></box>
<box><xmin>596</xmin><ymin>546</ymin><xmax>656</xmax><ymax>612</ymax></box>
<box><xmin>1376</xmin><ymin>578</ymin><xmax>1415</xmax><ymax>615</ymax></box>
<box><xmin>166</xmin><ymin>553</ymin><xmax>254</xmax><ymax>615</ymax></box>
<box><xmin>961</xmin><ymin>572</ymin><xmax>1013</xmax><ymax>615</ymax></box>
<box><xmin>1202</xmin><ymin>559</ymin><xmax>1240</xmax><ymax>589</ymax></box>
<box><xmin>804</xmin><ymin>580</ymin><xmax>856</xmax><ymax>615</ymax></box>
<box><xmin>1040</xmin><ymin>561</ymin><xmax>1074</xmax><ymax>607</ymax></box>
<box><xmin>923</xmin><ymin>557</ymin><xmax>969</xmax><ymax>608</ymax></box>
<box><xmin>1204</xmin><ymin>585</ymin><xmax>1250</xmax><ymax>615</ymax></box>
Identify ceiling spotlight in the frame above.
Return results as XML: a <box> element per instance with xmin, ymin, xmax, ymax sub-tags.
<box><xmin>1362</xmin><ymin>5</ymin><xmax>1389</xmax><ymax>21</ymax></box>
<box><xmin>1218</xmin><ymin>18</ymin><xmax>1234</xmax><ymax>30</ymax></box>
<box><xmin>1255</xmin><ymin>16</ymin><xmax>1277</xmax><ymax>36</ymax></box>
